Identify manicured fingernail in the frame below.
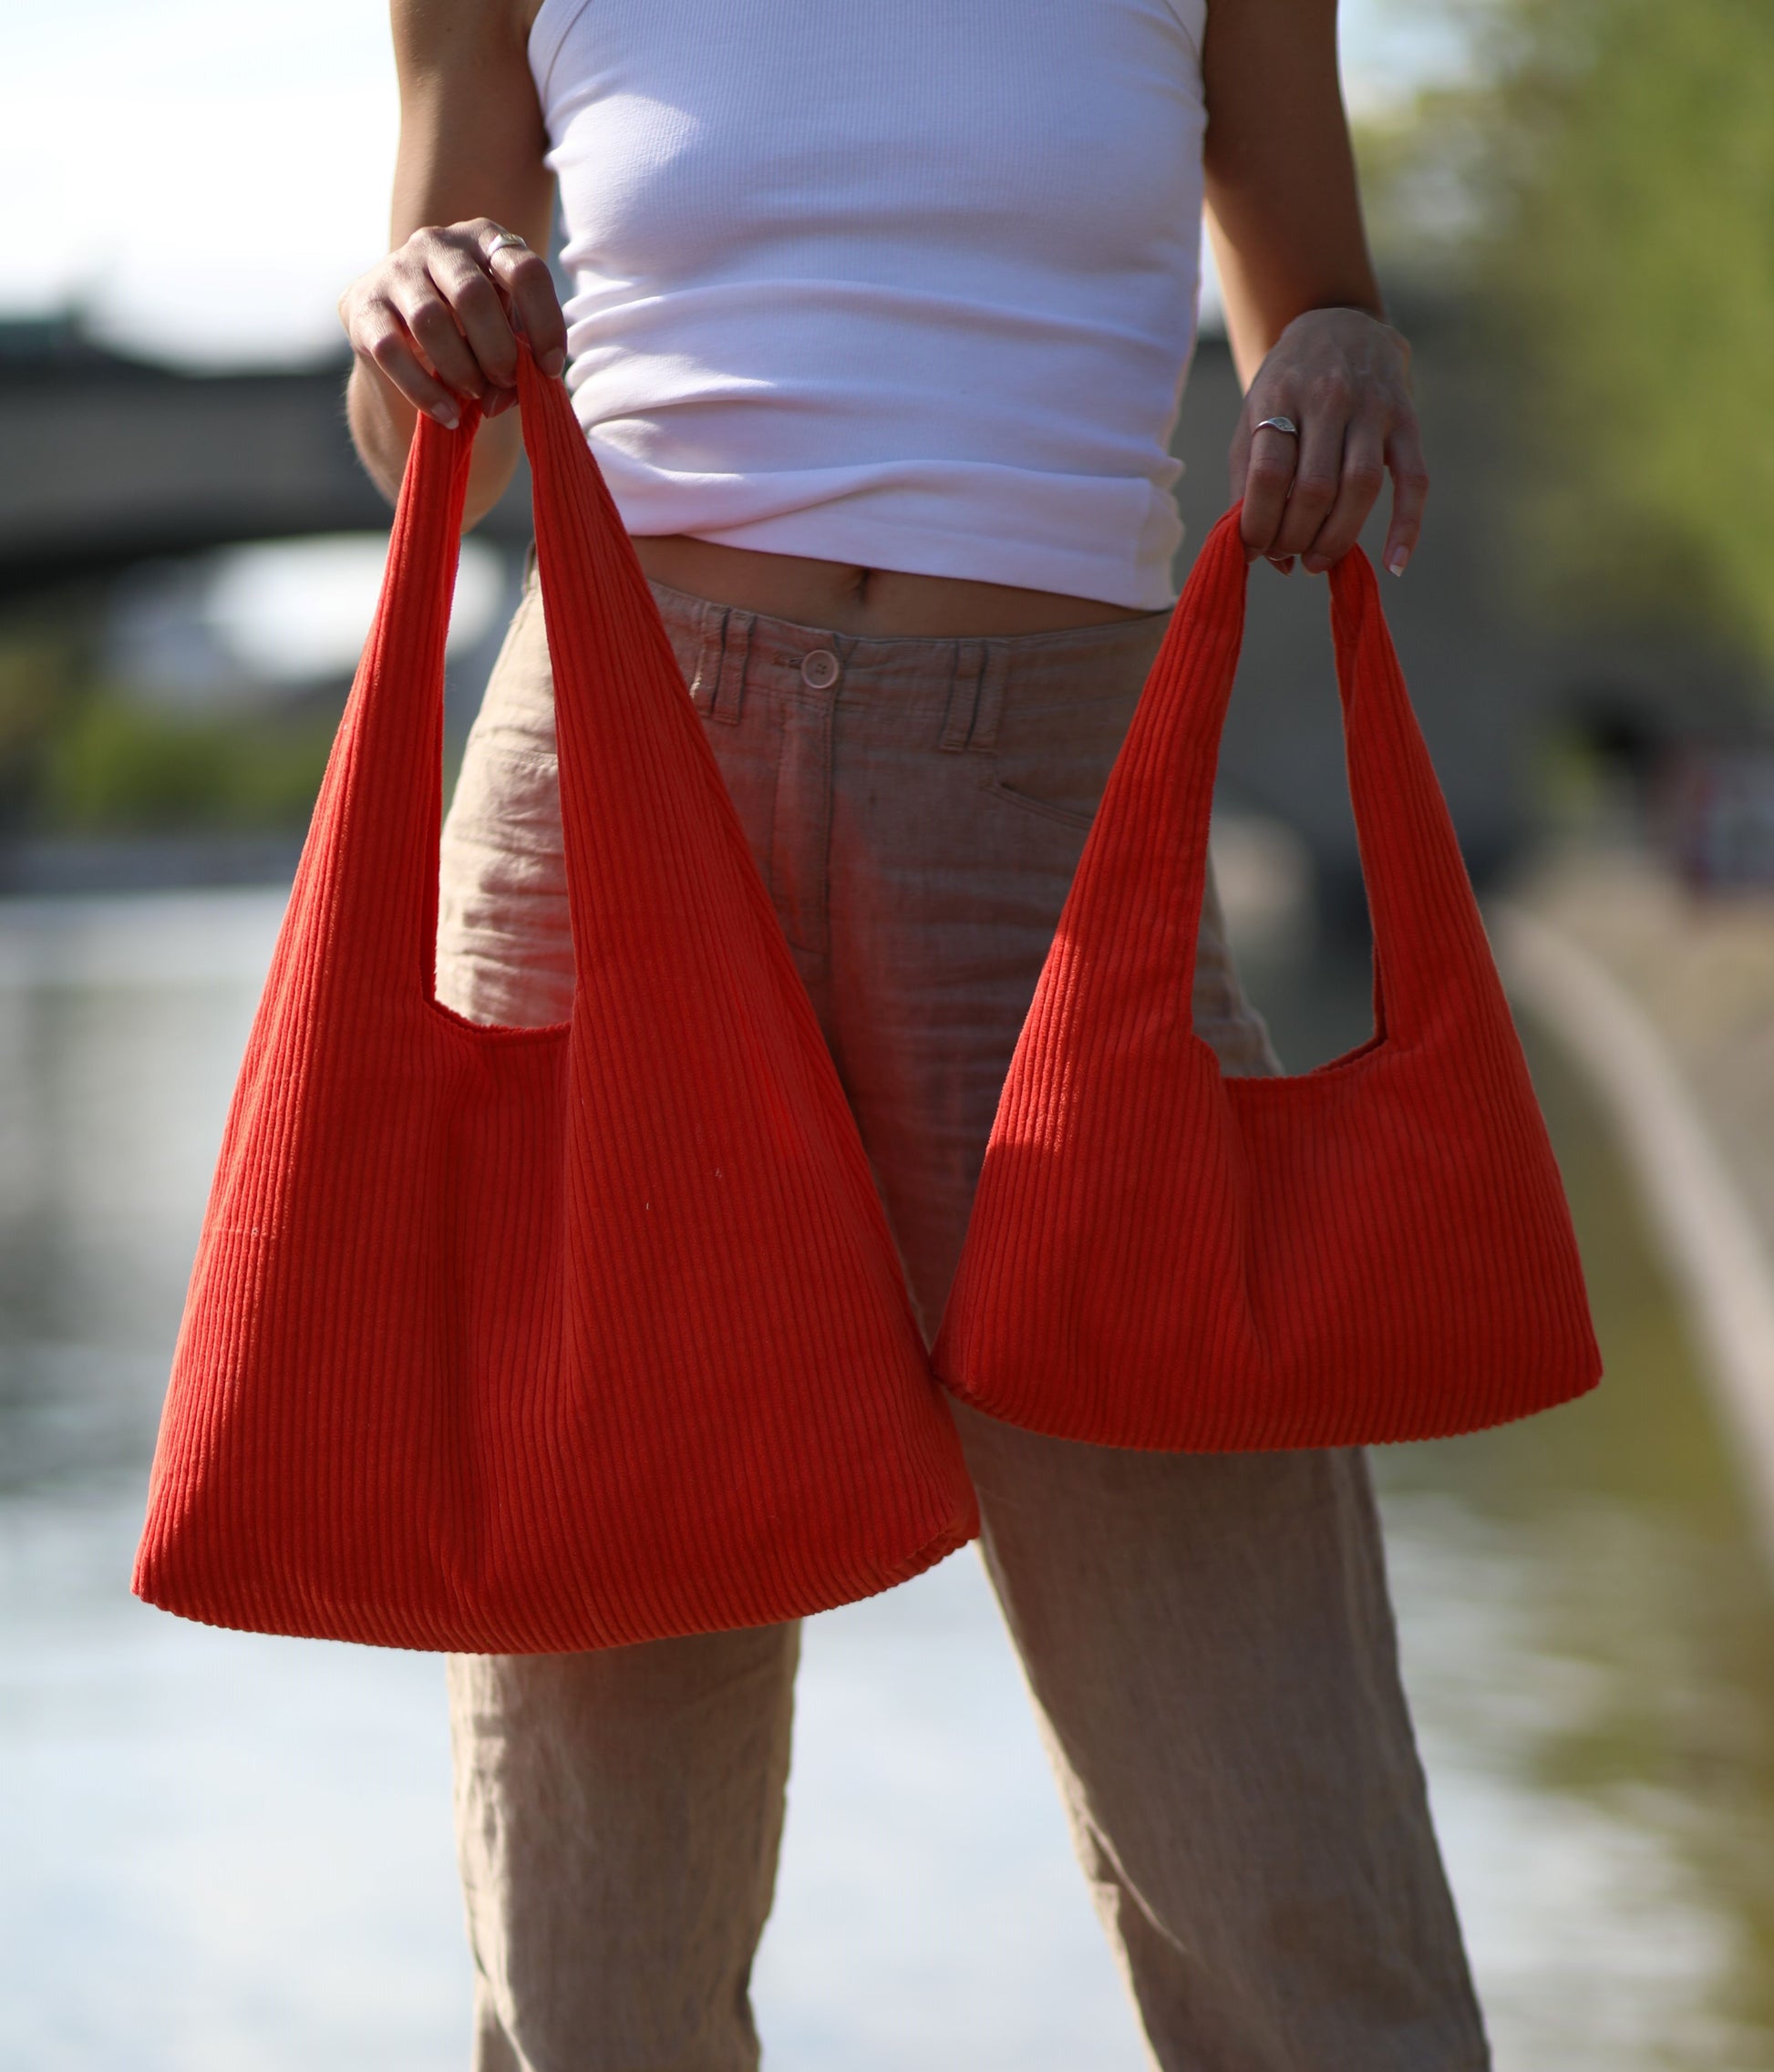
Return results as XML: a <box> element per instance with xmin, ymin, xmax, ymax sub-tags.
<box><xmin>541</xmin><ymin>347</ymin><xmax>566</xmax><ymax>377</ymax></box>
<box><xmin>1387</xmin><ymin>548</ymin><xmax>1409</xmax><ymax>576</ymax></box>
<box><xmin>1303</xmin><ymin>554</ymin><xmax>1328</xmax><ymax>575</ymax></box>
<box><xmin>1267</xmin><ymin>555</ymin><xmax>1294</xmax><ymax>576</ymax></box>
<box><xmin>429</xmin><ymin>402</ymin><xmax>459</xmax><ymax>429</ymax></box>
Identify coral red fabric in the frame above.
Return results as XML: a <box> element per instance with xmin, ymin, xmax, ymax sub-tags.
<box><xmin>133</xmin><ymin>351</ymin><xmax>976</xmax><ymax>1652</ymax></box>
<box><xmin>933</xmin><ymin>507</ymin><xmax>1603</xmax><ymax>1448</ymax></box>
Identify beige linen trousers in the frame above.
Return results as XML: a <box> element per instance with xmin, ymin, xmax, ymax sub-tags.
<box><xmin>433</xmin><ymin>559</ymin><xmax>1490</xmax><ymax>2072</ymax></box>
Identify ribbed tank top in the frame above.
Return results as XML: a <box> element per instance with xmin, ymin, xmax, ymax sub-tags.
<box><xmin>531</xmin><ymin>0</ymin><xmax>1209</xmax><ymax>610</ymax></box>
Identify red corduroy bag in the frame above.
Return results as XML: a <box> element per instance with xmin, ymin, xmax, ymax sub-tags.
<box><xmin>133</xmin><ymin>350</ymin><xmax>977</xmax><ymax>1652</ymax></box>
<box><xmin>933</xmin><ymin>506</ymin><xmax>1603</xmax><ymax>1449</ymax></box>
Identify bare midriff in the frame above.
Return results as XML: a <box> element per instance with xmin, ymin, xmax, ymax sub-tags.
<box><xmin>631</xmin><ymin>534</ymin><xmax>1152</xmax><ymax>640</ymax></box>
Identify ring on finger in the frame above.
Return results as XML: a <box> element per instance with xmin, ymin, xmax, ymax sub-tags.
<box><xmin>482</xmin><ymin>230</ymin><xmax>528</xmax><ymax>266</ymax></box>
<box><xmin>1253</xmin><ymin>416</ymin><xmax>1300</xmax><ymax>438</ymax></box>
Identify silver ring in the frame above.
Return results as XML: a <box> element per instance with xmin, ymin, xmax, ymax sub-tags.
<box><xmin>1253</xmin><ymin>416</ymin><xmax>1300</xmax><ymax>438</ymax></box>
<box><xmin>483</xmin><ymin>231</ymin><xmax>528</xmax><ymax>263</ymax></box>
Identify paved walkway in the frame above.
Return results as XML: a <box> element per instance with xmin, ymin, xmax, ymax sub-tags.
<box><xmin>1496</xmin><ymin>840</ymin><xmax>1774</xmax><ymax>1572</ymax></box>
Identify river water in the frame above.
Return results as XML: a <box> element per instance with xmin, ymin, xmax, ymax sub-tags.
<box><xmin>2</xmin><ymin>884</ymin><xmax>1771</xmax><ymax>2072</ymax></box>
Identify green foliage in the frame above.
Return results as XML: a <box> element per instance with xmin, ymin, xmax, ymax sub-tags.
<box><xmin>1361</xmin><ymin>0</ymin><xmax>1774</xmax><ymax>672</ymax></box>
<box><xmin>1493</xmin><ymin>0</ymin><xmax>1774</xmax><ymax>657</ymax></box>
<box><xmin>0</xmin><ymin>629</ymin><xmax>76</xmax><ymax>761</ymax></box>
<box><xmin>0</xmin><ymin>595</ymin><xmax>341</xmax><ymax>836</ymax></box>
<box><xmin>40</xmin><ymin>694</ymin><xmax>336</xmax><ymax>833</ymax></box>
<box><xmin>0</xmin><ymin>613</ymin><xmax>88</xmax><ymax>824</ymax></box>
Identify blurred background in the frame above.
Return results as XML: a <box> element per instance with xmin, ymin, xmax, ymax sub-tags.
<box><xmin>5</xmin><ymin>0</ymin><xmax>1774</xmax><ymax>2066</ymax></box>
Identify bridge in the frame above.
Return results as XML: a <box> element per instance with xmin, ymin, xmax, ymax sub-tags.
<box><xmin>0</xmin><ymin>316</ymin><xmax>531</xmax><ymax>599</ymax></box>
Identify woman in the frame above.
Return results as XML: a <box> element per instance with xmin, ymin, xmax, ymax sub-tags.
<box><xmin>339</xmin><ymin>1</ymin><xmax>1484</xmax><ymax>2067</ymax></box>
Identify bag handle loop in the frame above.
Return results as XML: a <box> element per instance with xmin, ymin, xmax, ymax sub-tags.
<box><xmin>1114</xmin><ymin>505</ymin><xmax>1500</xmax><ymax>1063</ymax></box>
<box><xmin>306</xmin><ymin>345</ymin><xmax>698</xmax><ymax>1015</ymax></box>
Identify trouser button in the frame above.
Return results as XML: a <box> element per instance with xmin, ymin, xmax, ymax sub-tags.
<box><xmin>800</xmin><ymin>648</ymin><xmax>840</xmax><ymax>690</ymax></box>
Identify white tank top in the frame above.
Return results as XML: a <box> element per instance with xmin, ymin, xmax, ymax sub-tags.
<box><xmin>531</xmin><ymin>0</ymin><xmax>1209</xmax><ymax>610</ymax></box>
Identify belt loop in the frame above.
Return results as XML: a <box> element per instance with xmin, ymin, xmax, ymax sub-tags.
<box><xmin>941</xmin><ymin>640</ymin><xmax>1007</xmax><ymax>753</ymax></box>
<box><xmin>940</xmin><ymin>642</ymin><xmax>985</xmax><ymax>752</ymax></box>
<box><xmin>683</xmin><ymin>613</ymin><xmax>714</xmax><ymax>714</ymax></box>
<box><xmin>672</xmin><ymin>592</ymin><xmax>717</xmax><ymax>714</ymax></box>
<box><xmin>971</xmin><ymin>642</ymin><xmax>1007</xmax><ymax>754</ymax></box>
<box><xmin>709</xmin><ymin>607</ymin><xmax>750</xmax><ymax>726</ymax></box>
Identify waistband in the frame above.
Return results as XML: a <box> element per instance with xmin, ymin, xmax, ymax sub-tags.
<box><xmin>518</xmin><ymin>545</ymin><xmax>1173</xmax><ymax>732</ymax></box>
<box><xmin>653</xmin><ymin>580</ymin><xmax>1172</xmax><ymax>747</ymax></box>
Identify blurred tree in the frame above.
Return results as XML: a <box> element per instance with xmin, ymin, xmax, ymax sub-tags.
<box><xmin>1356</xmin><ymin>0</ymin><xmax>1774</xmax><ymax>675</ymax></box>
<box><xmin>41</xmin><ymin>696</ymin><xmax>336</xmax><ymax>833</ymax></box>
<box><xmin>0</xmin><ymin>613</ymin><xmax>86</xmax><ymax>831</ymax></box>
<box><xmin>0</xmin><ymin>589</ymin><xmax>341</xmax><ymax>842</ymax></box>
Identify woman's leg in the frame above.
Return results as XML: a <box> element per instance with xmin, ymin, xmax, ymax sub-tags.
<box><xmin>434</xmin><ymin>567</ymin><xmax>800</xmax><ymax>2072</ymax></box>
<box><xmin>950</xmin><ymin>1425</ymin><xmax>1485</xmax><ymax>2070</ymax></box>
<box><xmin>811</xmin><ymin>614</ymin><xmax>1490</xmax><ymax>2071</ymax></box>
<box><xmin>446</xmin><ymin>1633</ymin><xmax>798</xmax><ymax>2072</ymax></box>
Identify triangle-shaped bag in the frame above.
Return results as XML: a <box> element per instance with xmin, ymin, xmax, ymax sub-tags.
<box><xmin>133</xmin><ymin>349</ymin><xmax>977</xmax><ymax>1651</ymax></box>
<box><xmin>933</xmin><ymin>505</ymin><xmax>1602</xmax><ymax>1448</ymax></box>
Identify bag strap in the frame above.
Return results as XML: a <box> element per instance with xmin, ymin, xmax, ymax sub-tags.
<box><xmin>509</xmin><ymin>349</ymin><xmax>757</xmax><ymax>1003</ymax></box>
<box><xmin>286</xmin><ymin>379</ymin><xmax>479</xmax><ymax>1012</ymax></box>
<box><xmin>303</xmin><ymin>345</ymin><xmax>724</xmax><ymax>1013</ymax></box>
<box><xmin>1327</xmin><ymin>524</ymin><xmax>1504</xmax><ymax>1051</ymax></box>
<box><xmin>1116</xmin><ymin>505</ymin><xmax>1502</xmax><ymax>1057</ymax></box>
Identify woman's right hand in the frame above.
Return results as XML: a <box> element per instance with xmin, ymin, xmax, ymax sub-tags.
<box><xmin>338</xmin><ymin>218</ymin><xmax>569</xmax><ymax>429</ymax></box>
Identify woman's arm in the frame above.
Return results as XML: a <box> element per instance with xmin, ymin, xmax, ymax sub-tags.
<box><xmin>1202</xmin><ymin>0</ymin><xmax>1426</xmax><ymax>576</ymax></box>
<box><xmin>339</xmin><ymin>0</ymin><xmax>567</xmax><ymax>529</ymax></box>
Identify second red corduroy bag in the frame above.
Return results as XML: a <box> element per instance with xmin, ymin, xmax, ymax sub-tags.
<box><xmin>132</xmin><ymin>349</ymin><xmax>977</xmax><ymax>1652</ymax></box>
<box><xmin>933</xmin><ymin>505</ymin><xmax>1602</xmax><ymax>1449</ymax></box>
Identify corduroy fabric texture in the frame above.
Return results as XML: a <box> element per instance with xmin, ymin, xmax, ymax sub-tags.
<box><xmin>132</xmin><ymin>349</ymin><xmax>977</xmax><ymax>1652</ymax></box>
<box><xmin>933</xmin><ymin>505</ymin><xmax>1603</xmax><ymax>1448</ymax></box>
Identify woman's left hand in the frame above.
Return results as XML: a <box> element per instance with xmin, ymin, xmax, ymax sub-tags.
<box><xmin>1230</xmin><ymin>306</ymin><xmax>1427</xmax><ymax>579</ymax></box>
